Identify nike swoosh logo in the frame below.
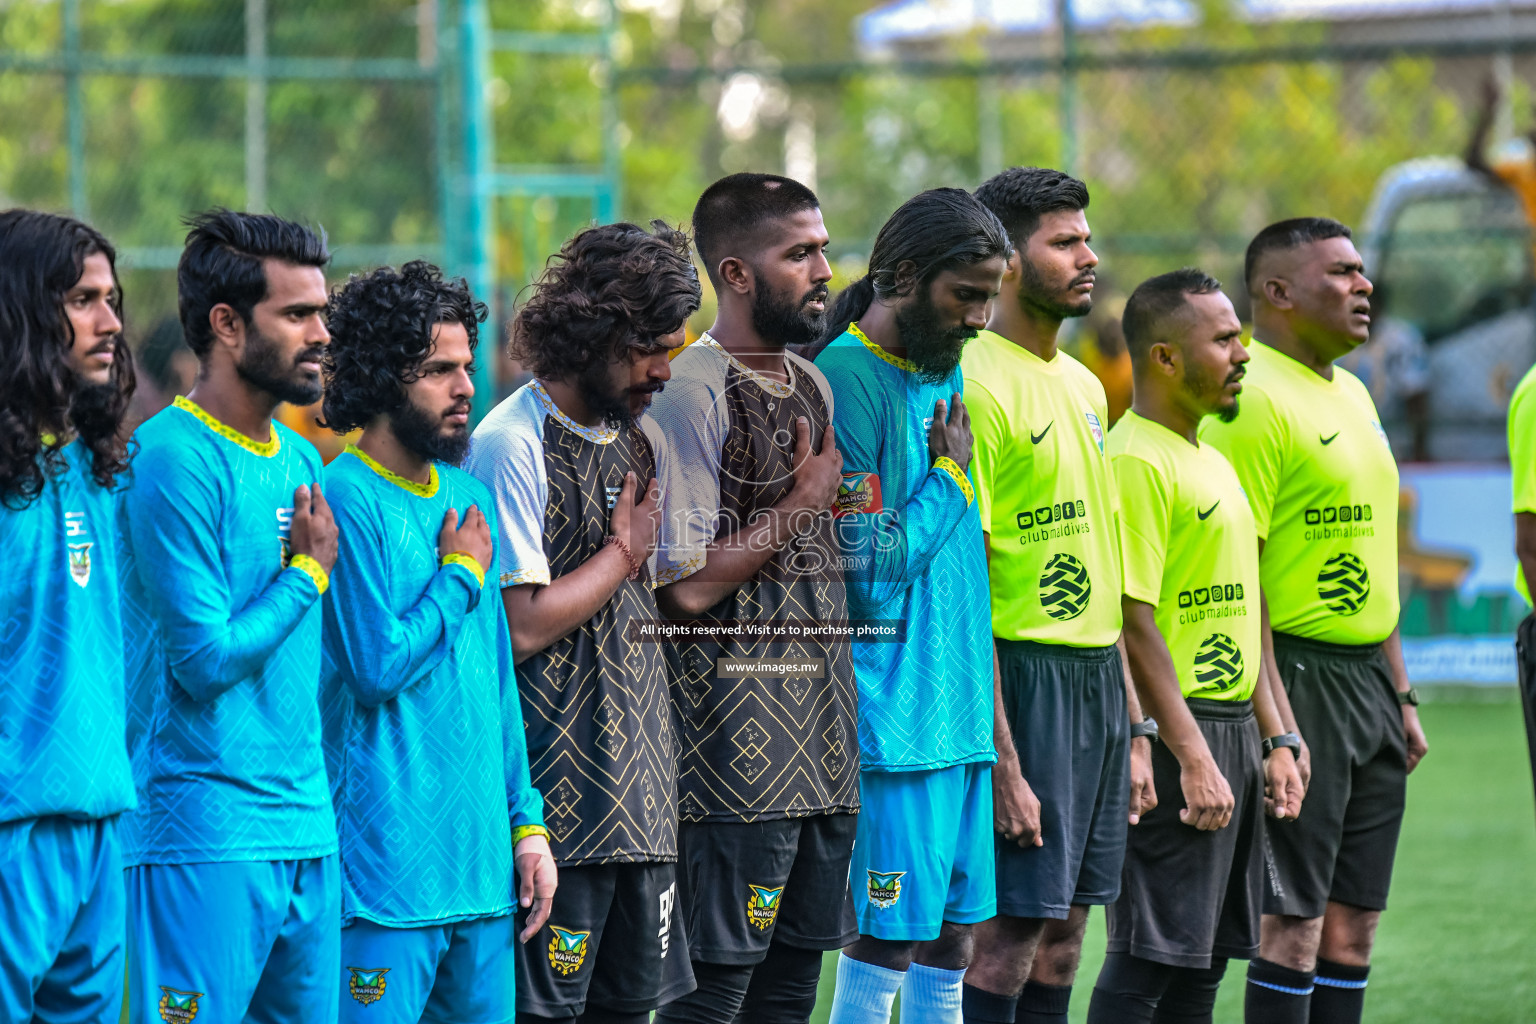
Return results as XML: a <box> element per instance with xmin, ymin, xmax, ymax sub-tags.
<box><xmin>1031</xmin><ymin>422</ymin><xmax>1053</xmax><ymax>444</ymax></box>
<box><xmin>1320</xmin><ymin>432</ymin><xmax>1340</xmax><ymax>445</ymax></box>
<box><xmin>1198</xmin><ymin>501</ymin><xmax>1220</xmax><ymax>521</ymax></box>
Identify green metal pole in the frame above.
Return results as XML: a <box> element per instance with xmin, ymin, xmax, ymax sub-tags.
<box><xmin>1058</xmin><ymin>0</ymin><xmax>1077</xmax><ymax>177</ymax></box>
<box><xmin>460</xmin><ymin>0</ymin><xmax>497</xmax><ymax>419</ymax></box>
<box><xmin>63</xmin><ymin>0</ymin><xmax>87</xmax><ymax>218</ymax></box>
<box><xmin>433</xmin><ymin>0</ymin><xmax>457</xmax><ymax>281</ymax></box>
<box><xmin>597</xmin><ymin>0</ymin><xmax>620</xmax><ymax>223</ymax></box>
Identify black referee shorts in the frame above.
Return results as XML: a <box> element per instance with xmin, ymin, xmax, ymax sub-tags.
<box><xmin>1264</xmin><ymin>632</ymin><xmax>1407</xmax><ymax>919</ymax></box>
<box><xmin>1517</xmin><ymin>613</ymin><xmax>1536</xmax><ymax>822</ymax></box>
<box><xmin>674</xmin><ymin>814</ymin><xmax>858</xmax><ymax>965</ymax></box>
<box><xmin>1106</xmin><ymin>698</ymin><xmax>1264</xmax><ymax>968</ymax></box>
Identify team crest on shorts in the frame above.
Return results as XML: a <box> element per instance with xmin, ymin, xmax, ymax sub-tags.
<box><xmin>548</xmin><ymin>925</ymin><xmax>591</xmax><ymax>975</ymax></box>
<box><xmin>157</xmin><ymin>987</ymin><xmax>202</xmax><ymax>1023</ymax></box>
<box><xmin>747</xmin><ymin>883</ymin><xmax>785</xmax><ymax>931</ymax></box>
<box><xmin>867</xmin><ymin>870</ymin><xmax>905</xmax><ymax>909</ymax></box>
<box><xmin>67</xmin><ymin>542</ymin><xmax>92</xmax><ymax>587</ymax></box>
<box><xmin>347</xmin><ymin>967</ymin><xmax>390</xmax><ymax>1005</ymax></box>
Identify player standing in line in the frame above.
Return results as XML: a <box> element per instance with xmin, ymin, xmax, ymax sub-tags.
<box><xmin>119</xmin><ymin>210</ymin><xmax>340</xmax><ymax>1024</ymax></box>
<box><xmin>0</xmin><ymin>210</ymin><xmax>136</xmax><ymax>1023</ymax></box>
<box><xmin>465</xmin><ymin>221</ymin><xmax>700</xmax><ymax>1024</ymax></box>
<box><xmin>1200</xmin><ymin>219</ymin><xmax>1428</xmax><ymax>1024</ymax></box>
<box><xmin>1085</xmin><ymin>269</ymin><xmax>1304</xmax><ymax>1022</ymax></box>
<box><xmin>960</xmin><ymin>167</ymin><xmax>1154</xmax><ymax>1024</ymax></box>
<box><xmin>648</xmin><ymin>174</ymin><xmax>859</xmax><ymax>1024</ymax></box>
<box><xmin>318</xmin><ymin>262</ymin><xmax>558</xmax><ymax>1022</ymax></box>
<box><xmin>815</xmin><ymin>189</ymin><xmax>1011</xmax><ymax>1024</ymax></box>
<box><xmin>1509</xmin><ymin>363</ymin><xmax>1536</xmax><ymax>797</ymax></box>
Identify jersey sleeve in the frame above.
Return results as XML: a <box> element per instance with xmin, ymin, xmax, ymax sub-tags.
<box><xmin>486</xmin><ymin>501</ymin><xmax>545</xmax><ymax>833</ymax></box>
<box><xmin>1199</xmin><ymin>386</ymin><xmax>1285</xmax><ymax>540</ymax></box>
<box><xmin>646</xmin><ymin>375</ymin><xmax>723</xmax><ymax>586</ymax></box>
<box><xmin>1511</xmin><ymin>370</ymin><xmax>1536</xmax><ymax>514</ymax></box>
<box><xmin>963</xmin><ymin>378</ymin><xmax>1004</xmax><ymax>533</ymax></box>
<box><xmin>121</xmin><ymin>443</ymin><xmax>323</xmax><ymax>703</ymax></box>
<box><xmin>324</xmin><ymin>481</ymin><xmax>481</xmax><ymax>708</ymax></box>
<box><xmin>1112</xmin><ymin>452</ymin><xmax>1172</xmax><ymax>607</ymax></box>
<box><xmin>825</xmin><ymin>363</ymin><xmax>975</xmax><ymax>610</ymax></box>
<box><xmin>469</xmin><ymin>424</ymin><xmax>551</xmax><ymax>588</ymax></box>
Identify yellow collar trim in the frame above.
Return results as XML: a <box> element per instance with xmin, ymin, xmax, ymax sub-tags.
<box><xmin>344</xmin><ymin>445</ymin><xmax>439</xmax><ymax>498</ymax></box>
<box><xmin>849</xmin><ymin>323</ymin><xmax>919</xmax><ymax>374</ymax></box>
<box><xmin>174</xmin><ymin>395</ymin><xmax>280</xmax><ymax>457</ymax></box>
<box><xmin>698</xmin><ymin>333</ymin><xmax>796</xmax><ymax>398</ymax></box>
<box><xmin>531</xmin><ymin>379</ymin><xmax>618</xmax><ymax>444</ymax></box>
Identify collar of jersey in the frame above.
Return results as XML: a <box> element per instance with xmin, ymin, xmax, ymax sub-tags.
<box><xmin>345</xmin><ymin>444</ymin><xmax>439</xmax><ymax>498</ymax></box>
<box><xmin>531</xmin><ymin>379</ymin><xmax>618</xmax><ymax>444</ymax></box>
<box><xmin>698</xmin><ymin>333</ymin><xmax>796</xmax><ymax>398</ymax></box>
<box><xmin>1250</xmin><ymin>339</ymin><xmax>1340</xmax><ymax>390</ymax></box>
<box><xmin>849</xmin><ymin>323</ymin><xmax>920</xmax><ymax>374</ymax></box>
<box><xmin>174</xmin><ymin>395</ymin><xmax>280</xmax><ymax>457</ymax></box>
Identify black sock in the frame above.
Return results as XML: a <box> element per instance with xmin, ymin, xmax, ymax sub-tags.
<box><xmin>1086</xmin><ymin>953</ymin><xmax>1174</xmax><ymax>1024</ymax></box>
<box><xmin>961</xmin><ymin>983</ymin><xmax>1018</xmax><ymax>1024</ymax></box>
<box><xmin>1244</xmin><ymin>958</ymin><xmax>1314</xmax><ymax>1024</ymax></box>
<box><xmin>1309</xmin><ymin>958</ymin><xmax>1369</xmax><ymax>1024</ymax></box>
<box><xmin>738</xmin><ymin>943</ymin><xmax>825</xmax><ymax>1024</ymax></box>
<box><xmin>654</xmin><ymin>961</ymin><xmax>755</xmax><ymax>1024</ymax></box>
<box><xmin>1016</xmin><ymin>980</ymin><xmax>1072</xmax><ymax>1023</ymax></box>
<box><xmin>1150</xmin><ymin>959</ymin><xmax>1227</xmax><ymax>1024</ymax></box>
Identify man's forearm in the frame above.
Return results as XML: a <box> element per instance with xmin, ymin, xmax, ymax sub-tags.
<box><xmin>1381</xmin><ymin>624</ymin><xmax>1412</xmax><ymax>690</ymax></box>
<box><xmin>1122</xmin><ymin>607</ymin><xmax>1210</xmax><ymax>768</ymax></box>
<box><xmin>1118</xmin><ymin>633</ymin><xmax>1144</xmax><ymax>722</ymax></box>
<box><xmin>504</xmin><ymin>545</ymin><xmax>632</xmax><ymax>663</ymax></box>
<box><xmin>992</xmin><ymin>641</ymin><xmax>1019</xmax><ymax>768</ymax></box>
<box><xmin>1259</xmin><ymin>589</ymin><xmax>1300</xmax><ymax>734</ymax></box>
<box><xmin>657</xmin><ymin>502</ymin><xmax>822</xmax><ymax>618</ymax></box>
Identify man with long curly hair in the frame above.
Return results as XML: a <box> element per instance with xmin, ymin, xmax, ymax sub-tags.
<box><xmin>118</xmin><ymin>209</ymin><xmax>342</xmax><ymax>1023</ymax></box>
<box><xmin>0</xmin><ymin>209</ymin><xmax>136</xmax><ymax>1023</ymax></box>
<box><xmin>317</xmin><ymin>260</ymin><xmax>557</xmax><ymax>1022</ymax></box>
<box><xmin>464</xmin><ymin>220</ymin><xmax>701</xmax><ymax>1024</ymax></box>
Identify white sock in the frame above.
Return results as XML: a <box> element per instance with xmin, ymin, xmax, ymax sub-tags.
<box><xmin>827</xmin><ymin>953</ymin><xmax>905</xmax><ymax>1024</ymax></box>
<box><xmin>900</xmin><ymin>962</ymin><xmax>965</xmax><ymax>1024</ymax></box>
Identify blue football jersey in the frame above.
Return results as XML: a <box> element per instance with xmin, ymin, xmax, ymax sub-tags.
<box><xmin>815</xmin><ymin>327</ymin><xmax>996</xmax><ymax>772</ymax></box>
<box><xmin>0</xmin><ymin>439</ymin><xmax>134</xmax><ymax>824</ymax></box>
<box><xmin>119</xmin><ymin>396</ymin><xmax>336</xmax><ymax>865</ymax></box>
<box><xmin>320</xmin><ymin>448</ymin><xmax>544</xmax><ymax>927</ymax></box>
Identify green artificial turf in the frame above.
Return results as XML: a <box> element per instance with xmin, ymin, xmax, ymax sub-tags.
<box><xmin>810</xmin><ymin>700</ymin><xmax>1536</xmax><ymax>1024</ymax></box>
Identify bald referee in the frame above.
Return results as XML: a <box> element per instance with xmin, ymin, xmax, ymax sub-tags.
<box><xmin>1201</xmin><ymin>218</ymin><xmax>1428</xmax><ymax>1024</ymax></box>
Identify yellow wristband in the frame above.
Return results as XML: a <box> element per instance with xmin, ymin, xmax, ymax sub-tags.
<box><xmin>289</xmin><ymin>553</ymin><xmax>329</xmax><ymax>595</ymax></box>
<box><xmin>512</xmin><ymin>824</ymin><xmax>550</xmax><ymax>846</ymax></box>
<box><xmin>933</xmin><ymin>456</ymin><xmax>975</xmax><ymax>505</ymax></box>
<box><xmin>441</xmin><ymin>551</ymin><xmax>486</xmax><ymax>588</ymax></box>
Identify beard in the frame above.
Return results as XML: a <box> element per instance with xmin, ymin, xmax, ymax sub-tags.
<box><xmin>750</xmin><ymin>274</ymin><xmax>829</xmax><ymax>349</ymax></box>
<box><xmin>1018</xmin><ymin>258</ymin><xmax>1094</xmax><ymax>321</ymax></box>
<box><xmin>237</xmin><ymin>325</ymin><xmax>324</xmax><ymax>406</ymax></box>
<box><xmin>391</xmin><ymin>394</ymin><xmax>471</xmax><ymax>466</ymax></box>
<box><xmin>895</xmin><ymin>293</ymin><xmax>978</xmax><ymax>385</ymax></box>
<box><xmin>1184</xmin><ymin>363</ymin><xmax>1244</xmax><ymax>422</ymax></box>
<box><xmin>576</xmin><ymin>359</ymin><xmax>638</xmax><ymax>430</ymax></box>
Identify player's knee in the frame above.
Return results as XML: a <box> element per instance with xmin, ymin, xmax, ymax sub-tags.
<box><xmin>1029</xmin><ymin>912</ymin><xmax>1088</xmax><ymax>983</ymax></box>
<box><xmin>846</xmin><ymin>934</ymin><xmax>918</xmax><ymax>972</ymax></box>
<box><xmin>1259</xmin><ymin>913</ymin><xmax>1324</xmax><ymax>971</ymax></box>
<box><xmin>1319</xmin><ymin>904</ymin><xmax>1379</xmax><ymax>966</ymax></box>
<box><xmin>913</xmin><ymin>921</ymin><xmax>974</xmax><ymax>971</ymax></box>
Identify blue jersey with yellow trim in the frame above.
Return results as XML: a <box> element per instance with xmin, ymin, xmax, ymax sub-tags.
<box><xmin>0</xmin><ymin>440</ymin><xmax>135</xmax><ymax>824</ymax></box>
<box><xmin>119</xmin><ymin>397</ymin><xmax>335</xmax><ymax>865</ymax></box>
<box><xmin>815</xmin><ymin>327</ymin><xmax>996</xmax><ymax>772</ymax></box>
<box><xmin>320</xmin><ymin>448</ymin><xmax>545</xmax><ymax>928</ymax></box>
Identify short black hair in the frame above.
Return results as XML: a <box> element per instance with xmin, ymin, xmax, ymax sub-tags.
<box><xmin>973</xmin><ymin>166</ymin><xmax>1090</xmax><ymax>247</ymax></box>
<box><xmin>1243</xmin><ymin>217</ymin><xmax>1352</xmax><ymax>295</ymax></box>
<box><xmin>321</xmin><ymin>261</ymin><xmax>487</xmax><ymax>434</ymax></box>
<box><xmin>512</xmin><ymin>220</ymin><xmax>701</xmax><ymax>380</ymax></box>
<box><xmin>692</xmin><ymin>173</ymin><xmax>821</xmax><ymax>286</ymax></box>
<box><xmin>1122</xmin><ymin>267</ymin><xmax>1224</xmax><ymax>362</ymax></box>
<box><xmin>178</xmin><ymin>208</ymin><xmax>330</xmax><ymax>357</ymax></box>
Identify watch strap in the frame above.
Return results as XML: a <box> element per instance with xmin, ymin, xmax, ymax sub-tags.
<box><xmin>1396</xmin><ymin>687</ymin><xmax>1420</xmax><ymax>707</ymax></box>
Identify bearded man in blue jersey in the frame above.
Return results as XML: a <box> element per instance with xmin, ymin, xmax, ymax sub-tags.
<box><xmin>120</xmin><ymin>210</ymin><xmax>341</xmax><ymax>1024</ymax></box>
<box><xmin>318</xmin><ymin>260</ymin><xmax>558</xmax><ymax>1022</ymax></box>
<box><xmin>816</xmin><ymin>190</ymin><xmax>1012</xmax><ymax>1024</ymax></box>
<box><xmin>0</xmin><ymin>209</ymin><xmax>136</xmax><ymax>1023</ymax></box>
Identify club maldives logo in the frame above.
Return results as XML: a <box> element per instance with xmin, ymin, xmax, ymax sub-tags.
<box><xmin>1040</xmin><ymin>553</ymin><xmax>1091</xmax><ymax>621</ymax></box>
<box><xmin>1317</xmin><ymin>553</ymin><xmax>1370</xmax><ymax>615</ymax></box>
<box><xmin>1194</xmin><ymin>633</ymin><xmax>1244</xmax><ymax>692</ymax></box>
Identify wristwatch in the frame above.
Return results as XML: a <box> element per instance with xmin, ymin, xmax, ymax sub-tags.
<box><xmin>1263</xmin><ymin>731</ymin><xmax>1302</xmax><ymax>758</ymax></box>
<box><xmin>1396</xmin><ymin>687</ymin><xmax>1420</xmax><ymax>707</ymax></box>
<box><xmin>1130</xmin><ymin>718</ymin><xmax>1159</xmax><ymax>742</ymax></box>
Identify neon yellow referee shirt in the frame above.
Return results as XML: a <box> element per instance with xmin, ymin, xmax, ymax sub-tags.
<box><xmin>1200</xmin><ymin>341</ymin><xmax>1399</xmax><ymax>645</ymax></box>
<box><xmin>1110</xmin><ymin>411</ymin><xmax>1260</xmax><ymax>702</ymax></box>
<box><xmin>963</xmin><ymin>329</ymin><xmax>1123</xmax><ymax>647</ymax></box>
<box><xmin>1508</xmin><ymin>364</ymin><xmax>1536</xmax><ymax>604</ymax></box>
